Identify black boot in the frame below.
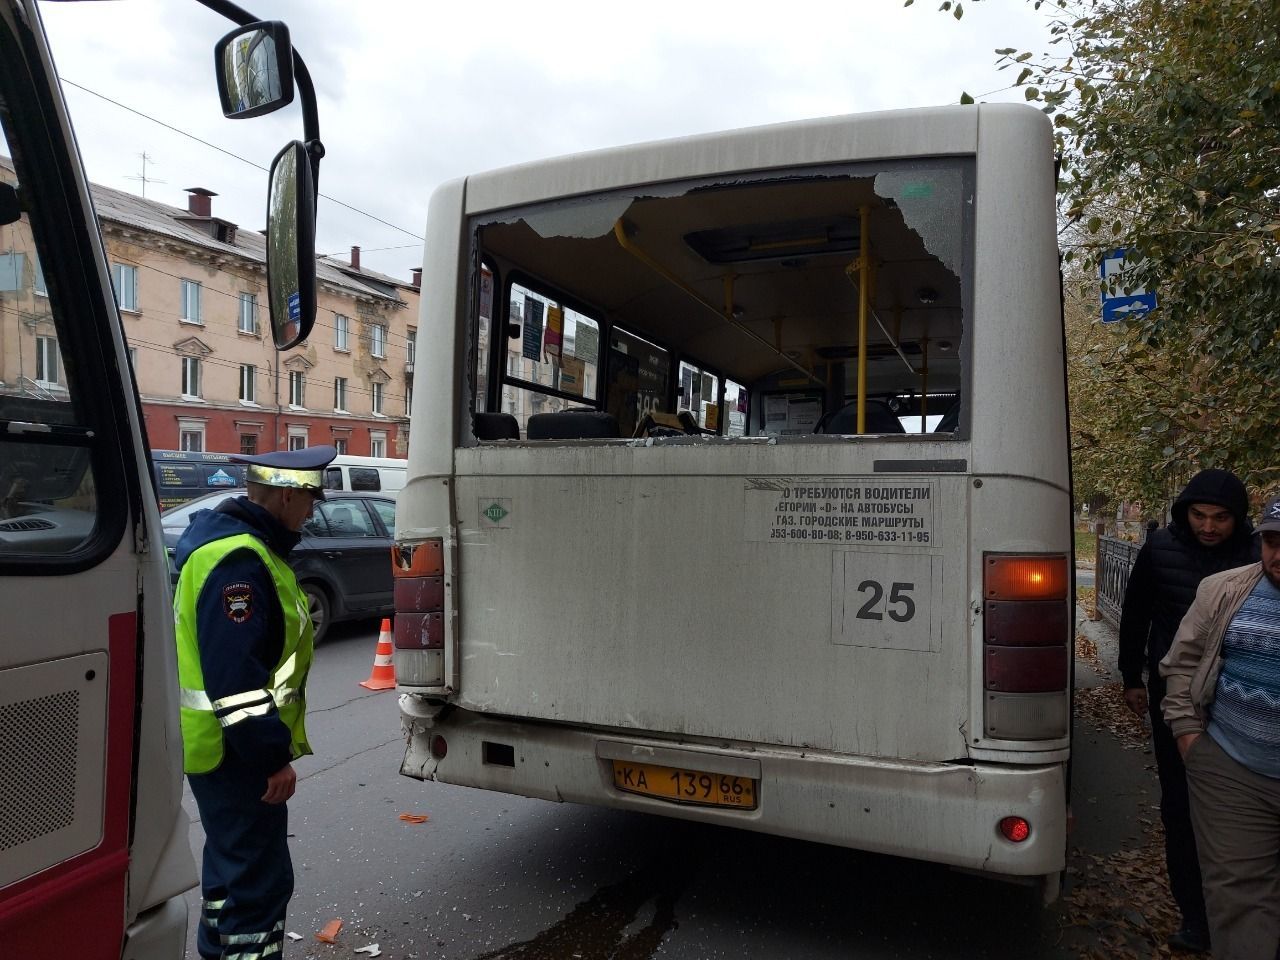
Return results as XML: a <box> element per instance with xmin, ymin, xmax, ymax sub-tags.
<box><xmin>1167</xmin><ymin>922</ymin><xmax>1210</xmax><ymax>954</ymax></box>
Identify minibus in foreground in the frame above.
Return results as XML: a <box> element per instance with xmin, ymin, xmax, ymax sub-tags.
<box><xmin>0</xmin><ymin>2</ymin><xmax>327</xmax><ymax>953</ymax></box>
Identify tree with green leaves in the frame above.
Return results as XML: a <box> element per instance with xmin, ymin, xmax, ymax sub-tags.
<box><xmin>913</xmin><ymin>0</ymin><xmax>1280</xmax><ymax>507</ymax></box>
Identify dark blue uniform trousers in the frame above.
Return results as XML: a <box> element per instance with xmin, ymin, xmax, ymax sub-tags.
<box><xmin>189</xmin><ymin>762</ymin><xmax>293</xmax><ymax>960</ymax></box>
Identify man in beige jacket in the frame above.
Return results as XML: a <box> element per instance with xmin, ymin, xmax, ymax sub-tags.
<box><xmin>1161</xmin><ymin>494</ymin><xmax>1280</xmax><ymax>960</ymax></box>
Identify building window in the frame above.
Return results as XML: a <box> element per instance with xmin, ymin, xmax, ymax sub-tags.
<box><xmin>178</xmin><ymin>420</ymin><xmax>205</xmax><ymax>452</ymax></box>
<box><xmin>35</xmin><ymin>335</ymin><xmax>60</xmax><ymax>385</ymax></box>
<box><xmin>182</xmin><ymin>356</ymin><xmax>202</xmax><ymax>398</ymax></box>
<box><xmin>287</xmin><ymin>427</ymin><xmax>308</xmax><ymax>451</ymax></box>
<box><xmin>33</xmin><ymin>257</ymin><xmax>46</xmax><ymax>297</ymax></box>
<box><xmin>180</xmin><ymin>279</ymin><xmax>202</xmax><ymax>323</ymax></box>
<box><xmin>405</xmin><ymin>383</ymin><xmax>413</xmax><ymax>416</ymax></box>
<box><xmin>239</xmin><ymin>364</ymin><xmax>256</xmax><ymax>403</ymax></box>
<box><xmin>407</xmin><ymin>327</ymin><xmax>416</xmax><ymax>366</ymax></box>
<box><xmin>370</xmin><ymin>322</ymin><xmax>386</xmax><ymax>358</ymax></box>
<box><xmin>128</xmin><ymin>347</ymin><xmax>138</xmax><ymax>370</ymax></box>
<box><xmin>334</xmin><ymin>438</ymin><xmax>348</xmax><ymax>455</ymax></box>
<box><xmin>112</xmin><ymin>263</ymin><xmax>138</xmax><ymax>311</ymax></box>
<box><xmin>289</xmin><ymin>370</ymin><xmax>305</xmax><ymax>407</ymax></box>
<box><xmin>371</xmin><ymin>381</ymin><xmax>384</xmax><ymax>415</ymax></box>
<box><xmin>238</xmin><ymin>292</ymin><xmax>258</xmax><ymax>334</ymax></box>
<box><xmin>369</xmin><ymin>431</ymin><xmax>386</xmax><ymax>458</ymax></box>
<box><xmin>334</xmin><ymin>376</ymin><xmax>347</xmax><ymax>412</ymax></box>
<box><xmin>240</xmin><ymin>433</ymin><xmax>258</xmax><ymax>455</ymax></box>
<box><xmin>335</xmin><ymin>314</ymin><xmax>349</xmax><ymax>351</ymax></box>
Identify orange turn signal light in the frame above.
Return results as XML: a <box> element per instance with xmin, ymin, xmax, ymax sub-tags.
<box><xmin>984</xmin><ymin>554</ymin><xmax>1068</xmax><ymax>601</ymax></box>
<box><xmin>392</xmin><ymin>538</ymin><xmax>444</xmax><ymax>578</ymax></box>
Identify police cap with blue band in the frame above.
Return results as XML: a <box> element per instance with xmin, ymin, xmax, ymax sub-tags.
<box><xmin>231</xmin><ymin>445</ymin><xmax>337</xmax><ymax>494</ymax></box>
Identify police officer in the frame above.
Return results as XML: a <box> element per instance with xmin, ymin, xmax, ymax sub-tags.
<box><xmin>173</xmin><ymin>445</ymin><xmax>336</xmax><ymax>960</ymax></box>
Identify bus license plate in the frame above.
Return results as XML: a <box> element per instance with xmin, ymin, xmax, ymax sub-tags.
<box><xmin>612</xmin><ymin>760</ymin><xmax>757</xmax><ymax>810</ymax></box>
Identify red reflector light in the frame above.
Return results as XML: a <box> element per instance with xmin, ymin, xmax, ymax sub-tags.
<box><xmin>984</xmin><ymin>554</ymin><xmax>1069</xmax><ymax>601</ymax></box>
<box><xmin>985</xmin><ymin>645</ymin><xmax>1068</xmax><ymax>692</ymax></box>
<box><xmin>999</xmin><ymin>816</ymin><xmax>1031</xmax><ymax>843</ymax></box>
<box><xmin>394</xmin><ymin>576</ymin><xmax>443</xmax><ymax>612</ymax></box>
<box><xmin>984</xmin><ymin>600</ymin><xmax>1068</xmax><ymax>647</ymax></box>
<box><xmin>430</xmin><ymin>735</ymin><xmax>447</xmax><ymax>760</ymax></box>
<box><xmin>394</xmin><ymin>612</ymin><xmax>444</xmax><ymax>650</ymax></box>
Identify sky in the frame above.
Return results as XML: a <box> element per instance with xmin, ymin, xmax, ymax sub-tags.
<box><xmin>38</xmin><ymin>0</ymin><xmax>1052</xmax><ymax>284</ymax></box>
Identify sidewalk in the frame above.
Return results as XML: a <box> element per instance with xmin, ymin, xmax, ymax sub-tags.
<box><xmin>1070</xmin><ymin>603</ymin><xmax>1154</xmax><ymax>855</ymax></box>
<box><xmin>1057</xmin><ymin>601</ymin><xmax>1177</xmax><ymax>957</ymax></box>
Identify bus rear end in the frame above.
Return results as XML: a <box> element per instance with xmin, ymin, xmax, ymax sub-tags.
<box><xmin>395</xmin><ymin>103</ymin><xmax>1071</xmax><ymax>898</ymax></box>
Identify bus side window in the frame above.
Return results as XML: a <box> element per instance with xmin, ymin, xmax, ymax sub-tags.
<box><xmin>323</xmin><ymin>466</ymin><xmax>344</xmax><ymax>490</ymax></box>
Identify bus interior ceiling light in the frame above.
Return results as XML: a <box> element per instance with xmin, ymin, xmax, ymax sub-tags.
<box><xmin>685</xmin><ymin>217</ymin><xmax>859</xmax><ymax>264</ymax></box>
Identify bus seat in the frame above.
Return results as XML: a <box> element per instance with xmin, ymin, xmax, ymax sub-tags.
<box><xmin>527</xmin><ymin>410</ymin><xmax>620</xmax><ymax>440</ymax></box>
<box><xmin>815</xmin><ymin>399</ymin><xmax>905</xmax><ymax>435</ymax></box>
<box><xmin>676</xmin><ymin>410</ymin><xmax>714</xmax><ymax>435</ymax></box>
<box><xmin>474</xmin><ymin>412</ymin><xmax>520</xmax><ymax>440</ymax></box>
<box><xmin>632</xmin><ymin>413</ymin><xmax>684</xmax><ymax>438</ymax></box>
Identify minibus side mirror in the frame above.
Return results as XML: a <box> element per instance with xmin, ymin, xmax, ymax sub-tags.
<box><xmin>214</xmin><ymin>21</ymin><xmax>295</xmax><ymax>119</ymax></box>
<box><xmin>265</xmin><ymin>141</ymin><xmax>316</xmax><ymax>349</ymax></box>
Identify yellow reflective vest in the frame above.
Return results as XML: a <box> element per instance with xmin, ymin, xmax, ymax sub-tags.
<box><xmin>174</xmin><ymin>532</ymin><xmax>313</xmax><ymax>774</ymax></box>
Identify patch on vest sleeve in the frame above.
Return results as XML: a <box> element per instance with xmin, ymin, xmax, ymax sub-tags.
<box><xmin>223</xmin><ymin>582</ymin><xmax>254</xmax><ymax>623</ymax></box>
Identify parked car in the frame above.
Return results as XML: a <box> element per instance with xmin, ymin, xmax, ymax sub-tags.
<box><xmin>162</xmin><ymin>488</ymin><xmax>397</xmax><ymax>643</ymax></box>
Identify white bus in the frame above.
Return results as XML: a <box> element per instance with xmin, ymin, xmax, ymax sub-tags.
<box><xmin>394</xmin><ymin>103</ymin><xmax>1072</xmax><ymax>900</ymax></box>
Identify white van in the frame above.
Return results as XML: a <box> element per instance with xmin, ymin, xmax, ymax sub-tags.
<box><xmin>322</xmin><ymin>455</ymin><xmax>407</xmax><ymax>497</ymax></box>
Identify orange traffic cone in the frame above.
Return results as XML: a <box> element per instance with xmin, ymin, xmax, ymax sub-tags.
<box><xmin>359</xmin><ymin>618</ymin><xmax>397</xmax><ymax>690</ymax></box>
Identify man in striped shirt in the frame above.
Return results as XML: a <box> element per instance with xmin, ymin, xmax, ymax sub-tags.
<box><xmin>1161</xmin><ymin>493</ymin><xmax>1280</xmax><ymax>960</ymax></box>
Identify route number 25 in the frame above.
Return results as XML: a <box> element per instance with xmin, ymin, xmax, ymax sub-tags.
<box><xmin>855</xmin><ymin>580</ymin><xmax>916</xmax><ymax>622</ymax></box>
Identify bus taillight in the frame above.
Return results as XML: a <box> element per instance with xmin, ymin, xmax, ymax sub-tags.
<box><xmin>999</xmin><ymin>816</ymin><xmax>1031</xmax><ymax>843</ymax></box>
<box><xmin>391</xmin><ymin>538</ymin><xmax>445</xmax><ymax>687</ymax></box>
<box><xmin>982</xmin><ymin>553</ymin><xmax>1070</xmax><ymax>741</ymax></box>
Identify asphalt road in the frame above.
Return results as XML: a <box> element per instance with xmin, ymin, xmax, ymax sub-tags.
<box><xmin>181</xmin><ymin>609</ymin><xmax>1147</xmax><ymax>960</ymax></box>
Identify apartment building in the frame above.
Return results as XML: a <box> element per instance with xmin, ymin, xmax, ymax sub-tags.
<box><xmin>0</xmin><ymin>156</ymin><xmax>419</xmax><ymax>458</ymax></box>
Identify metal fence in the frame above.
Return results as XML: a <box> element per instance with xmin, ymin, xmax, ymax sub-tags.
<box><xmin>1097</xmin><ymin>535</ymin><xmax>1142</xmax><ymax>627</ymax></box>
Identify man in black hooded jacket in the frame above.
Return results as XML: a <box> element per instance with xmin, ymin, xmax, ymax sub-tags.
<box><xmin>1118</xmin><ymin>468</ymin><xmax>1258</xmax><ymax>953</ymax></box>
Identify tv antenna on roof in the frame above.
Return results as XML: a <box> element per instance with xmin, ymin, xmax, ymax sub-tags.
<box><xmin>125</xmin><ymin>152</ymin><xmax>166</xmax><ymax>198</ymax></box>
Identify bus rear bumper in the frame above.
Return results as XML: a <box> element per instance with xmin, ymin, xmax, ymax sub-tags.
<box><xmin>400</xmin><ymin>709</ymin><xmax>1066</xmax><ymax>882</ymax></box>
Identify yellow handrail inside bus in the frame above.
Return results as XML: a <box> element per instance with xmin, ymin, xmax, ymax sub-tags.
<box><xmin>857</xmin><ymin>205</ymin><xmax>870</xmax><ymax>433</ymax></box>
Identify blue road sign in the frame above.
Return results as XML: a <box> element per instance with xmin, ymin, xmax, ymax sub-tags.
<box><xmin>1101</xmin><ymin>248</ymin><xmax>1157</xmax><ymax>323</ymax></box>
